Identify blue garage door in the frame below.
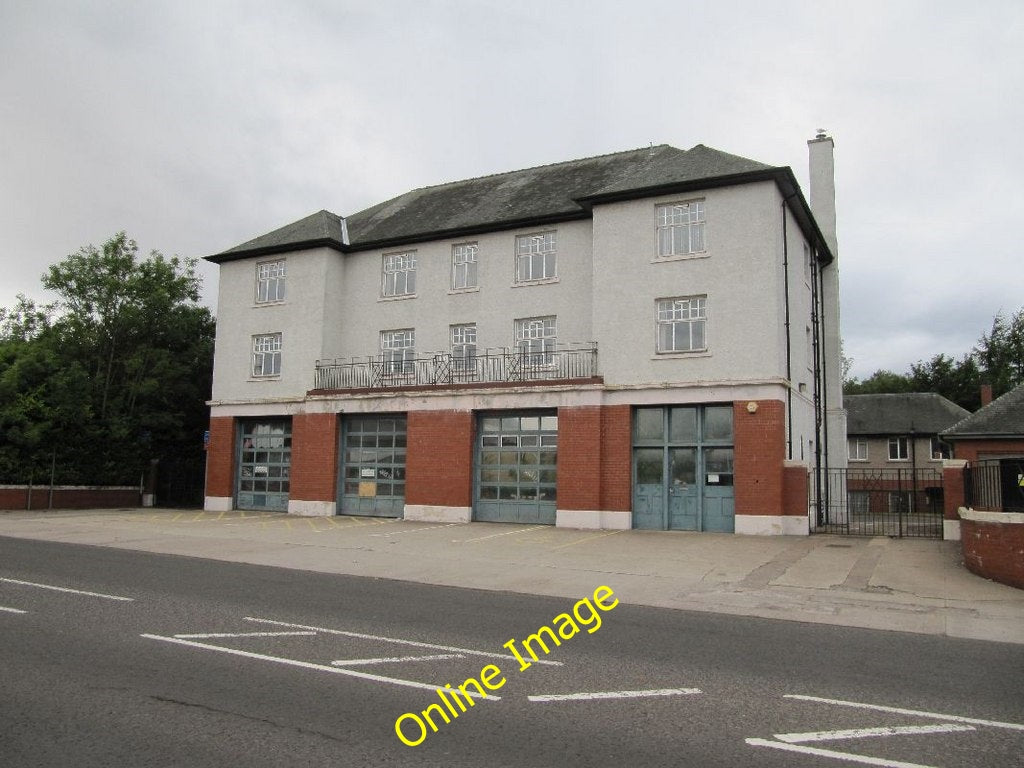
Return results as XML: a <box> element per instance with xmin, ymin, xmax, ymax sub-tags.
<box><xmin>475</xmin><ymin>412</ymin><xmax>557</xmax><ymax>524</ymax></box>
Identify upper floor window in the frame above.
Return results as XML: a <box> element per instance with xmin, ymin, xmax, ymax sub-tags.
<box><xmin>849</xmin><ymin>438</ymin><xmax>868</xmax><ymax>461</ymax></box>
<box><xmin>515</xmin><ymin>232</ymin><xmax>557</xmax><ymax>283</ymax></box>
<box><xmin>380</xmin><ymin>328</ymin><xmax>415</xmax><ymax>375</ymax></box>
<box><xmin>888</xmin><ymin>436</ymin><xmax>909</xmax><ymax>461</ymax></box>
<box><xmin>515</xmin><ymin>316</ymin><xmax>556</xmax><ymax>365</ymax></box>
<box><xmin>931</xmin><ymin>437</ymin><xmax>951</xmax><ymax>460</ymax></box>
<box><xmin>256</xmin><ymin>260</ymin><xmax>286</xmax><ymax>303</ymax></box>
<box><xmin>656</xmin><ymin>296</ymin><xmax>707</xmax><ymax>353</ymax></box>
<box><xmin>452</xmin><ymin>243</ymin><xmax>478</xmax><ymax>290</ymax></box>
<box><xmin>656</xmin><ymin>201</ymin><xmax>705</xmax><ymax>257</ymax></box>
<box><xmin>252</xmin><ymin>333</ymin><xmax>282</xmax><ymax>377</ymax></box>
<box><xmin>450</xmin><ymin>323</ymin><xmax>477</xmax><ymax>371</ymax></box>
<box><xmin>382</xmin><ymin>252</ymin><xmax>417</xmax><ymax>297</ymax></box>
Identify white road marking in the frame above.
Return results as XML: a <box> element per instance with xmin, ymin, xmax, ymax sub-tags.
<box><xmin>458</xmin><ymin>526</ymin><xmax>541</xmax><ymax>543</ymax></box>
<box><xmin>332</xmin><ymin>653</ymin><xmax>465</xmax><ymax>666</ymax></box>
<box><xmin>774</xmin><ymin>724</ymin><xmax>975</xmax><ymax>743</ymax></box>
<box><xmin>244</xmin><ymin>616</ymin><xmax>563</xmax><ymax>666</ymax></box>
<box><xmin>370</xmin><ymin>523</ymin><xmax>459</xmax><ymax>537</ymax></box>
<box><xmin>745</xmin><ymin>738</ymin><xmax>936</xmax><ymax>768</ymax></box>
<box><xmin>528</xmin><ymin>688</ymin><xmax>701</xmax><ymax>702</ymax></box>
<box><xmin>785</xmin><ymin>694</ymin><xmax>1024</xmax><ymax>732</ymax></box>
<box><xmin>0</xmin><ymin>605</ymin><xmax>28</xmax><ymax>614</ymax></box>
<box><xmin>173</xmin><ymin>631</ymin><xmax>317</xmax><ymax>639</ymax></box>
<box><xmin>0</xmin><ymin>577</ymin><xmax>134</xmax><ymax>602</ymax></box>
<box><xmin>140</xmin><ymin>634</ymin><xmax>499</xmax><ymax>699</ymax></box>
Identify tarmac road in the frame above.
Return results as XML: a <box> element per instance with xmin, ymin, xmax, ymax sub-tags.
<box><xmin>2</xmin><ymin>536</ymin><xmax>1022</xmax><ymax>768</ymax></box>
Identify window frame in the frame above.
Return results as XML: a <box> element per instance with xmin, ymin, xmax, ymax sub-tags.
<box><xmin>656</xmin><ymin>200</ymin><xmax>706</xmax><ymax>258</ymax></box>
<box><xmin>380</xmin><ymin>328</ymin><xmax>416</xmax><ymax>376</ymax></box>
<box><xmin>888</xmin><ymin>436</ymin><xmax>909</xmax><ymax>461</ymax></box>
<box><xmin>450</xmin><ymin>323</ymin><xmax>477</xmax><ymax>372</ymax></box>
<box><xmin>848</xmin><ymin>438</ymin><xmax>868</xmax><ymax>462</ymax></box>
<box><xmin>255</xmin><ymin>260</ymin><xmax>286</xmax><ymax>304</ymax></box>
<box><xmin>514</xmin><ymin>316</ymin><xmax>556</xmax><ymax>366</ymax></box>
<box><xmin>514</xmin><ymin>231</ymin><xmax>557</xmax><ymax>284</ymax></box>
<box><xmin>655</xmin><ymin>296</ymin><xmax>708</xmax><ymax>354</ymax></box>
<box><xmin>451</xmin><ymin>242</ymin><xmax>479</xmax><ymax>291</ymax></box>
<box><xmin>381</xmin><ymin>251</ymin><xmax>417</xmax><ymax>298</ymax></box>
<box><xmin>251</xmin><ymin>332</ymin><xmax>282</xmax><ymax>378</ymax></box>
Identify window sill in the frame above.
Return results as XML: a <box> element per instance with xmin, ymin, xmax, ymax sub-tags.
<box><xmin>512</xmin><ymin>278</ymin><xmax>559</xmax><ymax>288</ymax></box>
<box><xmin>252</xmin><ymin>300</ymin><xmax>286</xmax><ymax>308</ymax></box>
<box><xmin>378</xmin><ymin>293</ymin><xmax>417</xmax><ymax>303</ymax></box>
<box><xmin>448</xmin><ymin>287</ymin><xmax>480</xmax><ymax>295</ymax></box>
<box><xmin>248</xmin><ymin>376</ymin><xmax>282</xmax><ymax>382</ymax></box>
<box><xmin>651</xmin><ymin>252</ymin><xmax>709</xmax><ymax>264</ymax></box>
<box><xmin>652</xmin><ymin>350</ymin><xmax>711</xmax><ymax>360</ymax></box>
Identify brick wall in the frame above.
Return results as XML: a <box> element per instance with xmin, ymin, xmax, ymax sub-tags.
<box><xmin>960</xmin><ymin>515</ymin><xmax>1024</xmax><ymax>590</ymax></box>
<box><xmin>0</xmin><ymin>487</ymin><xmax>140</xmax><ymax>510</ymax></box>
<box><xmin>405</xmin><ymin>410</ymin><xmax>474</xmax><ymax>507</ymax></box>
<box><xmin>782</xmin><ymin>464</ymin><xmax>808</xmax><ymax>516</ymax></box>
<box><xmin>205</xmin><ymin>416</ymin><xmax>236</xmax><ymax>498</ymax></box>
<box><xmin>600</xmin><ymin>405</ymin><xmax>632</xmax><ymax>511</ymax></box>
<box><xmin>733</xmin><ymin>400</ymin><xmax>786</xmax><ymax>516</ymax></box>
<box><xmin>290</xmin><ymin>412</ymin><xmax>339</xmax><ymax>502</ymax></box>
<box><xmin>943</xmin><ymin>462</ymin><xmax>967</xmax><ymax>520</ymax></box>
<box><xmin>952</xmin><ymin>438</ymin><xmax>1024</xmax><ymax>464</ymax></box>
<box><xmin>557</xmin><ymin>407</ymin><xmax>602</xmax><ymax>510</ymax></box>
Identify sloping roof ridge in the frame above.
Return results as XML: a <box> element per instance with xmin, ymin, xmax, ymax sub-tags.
<box><xmin>401</xmin><ymin>144</ymin><xmax>676</xmax><ymax>195</ymax></box>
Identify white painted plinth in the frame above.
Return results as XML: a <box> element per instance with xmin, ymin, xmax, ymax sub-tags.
<box><xmin>204</xmin><ymin>496</ymin><xmax>233</xmax><ymax>512</ymax></box>
<box><xmin>556</xmin><ymin>509</ymin><xmax>631</xmax><ymax>530</ymax></box>
<box><xmin>288</xmin><ymin>500</ymin><xmax>337</xmax><ymax>517</ymax></box>
<box><xmin>403</xmin><ymin>505</ymin><xmax>472</xmax><ymax>523</ymax></box>
<box><xmin>943</xmin><ymin>519</ymin><xmax>961</xmax><ymax>541</ymax></box>
<box><xmin>735</xmin><ymin>514</ymin><xmax>809</xmax><ymax>536</ymax></box>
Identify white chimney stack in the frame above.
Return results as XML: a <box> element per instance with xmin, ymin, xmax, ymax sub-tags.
<box><xmin>808</xmin><ymin>131</ymin><xmax>838</xmax><ymax>258</ymax></box>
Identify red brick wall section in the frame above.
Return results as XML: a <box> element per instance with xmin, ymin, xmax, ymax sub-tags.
<box><xmin>733</xmin><ymin>400</ymin><xmax>786</xmax><ymax>517</ymax></box>
<box><xmin>557</xmin><ymin>407</ymin><xmax>603</xmax><ymax>511</ymax></box>
<box><xmin>600</xmin><ymin>405</ymin><xmax>633</xmax><ymax>512</ymax></box>
<box><xmin>405</xmin><ymin>410</ymin><xmax>474</xmax><ymax>507</ymax></box>
<box><xmin>953</xmin><ymin>438</ymin><xmax>1024</xmax><ymax>464</ymax></box>
<box><xmin>782</xmin><ymin>464</ymin><xmax>808</xmax><ymax>516</ymax></box>
<box><xmin>290</xmin><ymin>413</ymin><xmax>339</xmax><ymax>502</ymax></box>
<box><xmin>0</xmin><ymin>487</ymin><xmax>140</xmax><ymax>510</ymax></box>
<box><xmin>205</xmin><ymin>416</ymin><xmax>236</xmax><ymax>498</ymax></box>
<box><xmin>943</xmin><ymin>464</ymin><xmax>967</xmax><ymax>520</ymax></box>
<box><xmin>960</xmin><ymin>517</ymin><xmax>1024</xmax><ymax>590</ymax></box>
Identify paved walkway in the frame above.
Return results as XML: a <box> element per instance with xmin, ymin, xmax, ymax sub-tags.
<box><xmin>2</xmin><ymin>508</ymin><xmax>1023</xmax><ymax>644</ymax></box>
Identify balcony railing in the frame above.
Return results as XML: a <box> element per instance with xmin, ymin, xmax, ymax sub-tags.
<box><xmin>313</xmin><ymin>343</ymin><xmax>599</xmax><ymax>391</ymax></box>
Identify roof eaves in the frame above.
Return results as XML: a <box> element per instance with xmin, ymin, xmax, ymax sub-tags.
<box><xmin>205</xmin><ymin>237</ymin><xmax>346</xmax><ymax>264</ymax></box>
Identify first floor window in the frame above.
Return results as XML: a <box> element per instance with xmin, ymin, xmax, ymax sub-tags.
<box><xmin>451</xmin><ymin>324</ymin><xmax>477</xmax><ymax>370</ymax></box>
<box><xmin>656</xmin><ymin>296</ymin><xmax>707</xmax><ymax>353</ymax></box>
<box><xmin>515</xmin><ymin>232</ymin><xmax>556</xmax><ymax>282</ymax></box>
<box><xmin>381</xmin><ymin>329</ymin><xmax>415</xmax><ymax>375</ymax></box>
<box><xmin>656</xmin><ymin>201</ymin><xmax>705</xmax><ymax>257</ymax></box>
<box><xmin>849</xmin><ymin>438</ymin><xmax>868</xmax><ymax>461</ymax></box>
<box><xmin>256</xmin><ymin>260</ymin><xmax>286</xmax><ymax>303</ymax></box>
<box><xmin>382</xmin><ymin>251</ymin><xmax>417</xmax><ymax>297</ymax></box>
<box><xmin>515</xmin><ymin>316</ymin><xmax>556</xmax><ymax>365</ymax></box>
<box><xmin>452</xmin><ymin>243</ymin><xmax>478</xmax><ymax>290</ymax></box>
<box><xmin>252</xmin><ymin>333</ymin><xmax>282</xmax><ymax>377</ymax></box>
<box><xmin>931</xmin><ymin>437</ymin><xmax>951</xmax><ymax>460</ymax></box>
<box><xmin>888</xmin><ymin>436</ymin><xmax>909</xmax><ymax>461</ymax></box>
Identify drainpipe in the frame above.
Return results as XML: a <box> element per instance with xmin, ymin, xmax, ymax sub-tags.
<box><xmin>782</xmin><ymin>199</ymin><xmax>794</xmax><ymax>460</ymax></box>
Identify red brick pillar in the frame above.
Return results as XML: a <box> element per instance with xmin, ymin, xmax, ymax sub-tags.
<box><xmin>943</xmin><ymin>460</ymin><xmax>967</xmax><ymax>521</ymax></box>
<box><xmin>557</xmin><ymin>407</ymin><xmax>602</xmax><ymax>511</ymax></box>
<box><xmin>600</xmin><ymin>405</ymin><xmax>632</xmax><ymax>512</ymax></box>
<box><xmin>289</xmin><ymin>412</ymin><xmax>340</xmax><ymax>515</ymax></box>
<box><xmin>204</xmin><ymin>415</ymin><xmax>236</xmax><ymax>510</ymax></box>
<box><xmin>733</xmin><ymin>400</ymin><xmax>802</xmax><ymax>533</ymax></box>
<box><xmin>405</xmin><ymin>410</ymin><xmax>474</xmax><ymax>520</ymax></box>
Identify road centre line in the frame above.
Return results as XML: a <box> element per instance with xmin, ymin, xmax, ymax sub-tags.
<box><xmin>244</xmin><ymin>616</ymin><xmax>563</xmax><ymax>666</ymax></box>
<box><xmin>774</xmin><ymin>724</ymin><xmax>975</xmax><ymax>743</ymax></box>
<box><xmin>141</xmin><ymin>634</ymin><xmax>499</xmax><ymax>699</ymax></box>
<box><xmin>332</xmin><ymin>653</ymin><xmax>465</xmax><ymax>666</ymax></box>
<box><xmin>529</xmin><ymin>688</ymin><xmax>701</xmax><ymax>702</ymax></box>
<box><xmin>745</xmin><ymin>738</ymin><xmax>935</xmax><ymax>768</ymax></box>
<box><xmin>174</xmin><ymin>631</ymin><xmax>317</xmax><ymax>639</ymax></box>
<box><xmin>0</xmin><ymin>577</ymin><xmax>134</xmax><ymax>602</ymax></box>
<box><xmin>1</xmin><ymin>605</ymin><xmax>28</xmax><ymax>614</ymax></box>
<box><xmin>785</xmin><ymin>694</ymin><xmax>1024</xmax><ymax>732</ymax></box>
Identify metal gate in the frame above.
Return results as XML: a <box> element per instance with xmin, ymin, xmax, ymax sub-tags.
<box><xmin>339</xmin><ymin>415</ymin><xmax>407</xmax><ymax>517</ymax></box>
<box><xmin>815</xmin><ymin>468</ymin><xmax>944</xmax><ymax>538</ymax></box>
<box><xmin>474</xmin><ymin>412</ymin><xmax>557</xmax><ymax>524</ymax></box>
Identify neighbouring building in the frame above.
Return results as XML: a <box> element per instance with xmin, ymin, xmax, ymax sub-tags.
<box><xmin>203</xmin><ymin>135</ymin><xmax>845</xmax><ymax>534</ymax></box>
<box><xmin>845</xmin><ymin>393</ymin><xmax>969</xmax><ymax>470</ymax></box>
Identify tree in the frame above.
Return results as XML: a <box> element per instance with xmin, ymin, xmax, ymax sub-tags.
<box><xmin>843</xmin><ymin>369</ymin><xmax>914</xmax><ymax>396</ymax></box>
<box><xmin>909</xmin><ymin>353</ymin><xmax>982</xmax><ymax>411</ymax></box>
<box><xmin>975</xmin><ymin>308</ymin><xmax>1024</xmax><ymax>398</ymax></box>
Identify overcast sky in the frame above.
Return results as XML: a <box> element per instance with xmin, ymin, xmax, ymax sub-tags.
<box><xmin>2</xmin><ymin>0</ymin><xmax>1021</xmax><ymax>379</ymax></box>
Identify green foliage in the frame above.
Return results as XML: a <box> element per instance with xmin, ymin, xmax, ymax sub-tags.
<box><xmin>844</xmin><ymin>307</ymin><xmax>1023</xmax><ymax>411</ymax></box>
<box><xmin>0</xmin><ymin>233</ymin><xmax>213</xmax><ymax>483</ymax></box>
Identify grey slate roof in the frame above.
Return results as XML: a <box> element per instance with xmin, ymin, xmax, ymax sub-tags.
<box><xmin>845</xmin><ymin>393</ymin><xmax>971</xmax><ymax>436</ymax></box>
<box><xmin>942</xmin><ymin>383</ymin><xmax>1024</xmax><ymax>438</ymax></box>
<box><xmin>208</xmin><ymin>143</ymin><xmax>825</xmax><ymax>263</ymax></box>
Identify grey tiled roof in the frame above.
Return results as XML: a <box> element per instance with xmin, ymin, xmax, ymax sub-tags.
<box><xmin>942</xmin><ymin>383</ymin><xmax>1024</xmax><ymax>437</ymax></box>
<box><xmin>845</xmin><ymin>393</ymin><xmax>971</xmax><ymax>436</ymax></box>
<box><xmin>208</xmin><ymin>144</ymin><xmax>801</xmax><ymax>262</ymax></box>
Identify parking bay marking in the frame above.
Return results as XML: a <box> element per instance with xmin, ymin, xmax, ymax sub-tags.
<box><xmin>1</xmin><ymin>605</ymin><xmax>28</xmax><ymax>614</ymax></box>
<box><xmin>0</xmin><ymin>577</ymin><xmax>134</xmax><ymax>602</ymax></box>
<box><xmin>529</xmin><ymin>688</ymin><xmax>702</xmax><ymax>703</ymax></box>
<box><xmin>774</xmin><ymin>724</ymin><xmax>976</xmax><ymax>743</ymax></box>
<box><xmin>174</xmin><ymin>631</ymin><xmax>317</xmax><ymax>640</ymax></box>
<box><xmin>332</xmin><ymin>653</ymin><xmax>465</xmax><ymax>666</ymax></box>
<box><xmin>784</xmin><ymin>694</ymin><xmax>1024</xmax><ymax>732</ymax></box>
<box><xmin>140</xmin><ymin>634</ymin><xmax>499</xmax><ymax>700</ymax></box>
